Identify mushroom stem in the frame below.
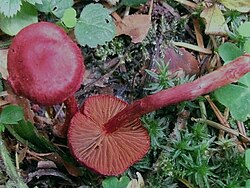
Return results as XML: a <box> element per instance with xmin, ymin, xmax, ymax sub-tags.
<box><xmin>104</xmin><ymin>54</ymin><xmax>250</xmax><ymax>133</ymax></box>
<box><xmin>64</xmin><ymin>96</ymin><xmax>78</xmax><ymax>130</ymax></box>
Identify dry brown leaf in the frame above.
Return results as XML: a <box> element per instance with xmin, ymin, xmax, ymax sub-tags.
<box><xmin>116</xmin><ymin>14</ymin><xmax>151</xmax><ymax>43</ymax></box>
<box><xmin>164</xmin><ymin>47</ymin><xmax>200</xmax><ymax>76</ymax></box>
<box><xmin>200</xmin><ymin>4</ymin><xmax>229</xmax><ymax>36</ymax></box>
<box><xmin>193</xmin><ymin>18</ymin><xmax>204</xmax><ymax>48</ymax></box>
<box><xmin>105</xmin><ymin>0</ymin><xmax>119</xmax><ymax>5</ymax></box>
<box><xmin>127</xmin><ymin>172</ymin><xmax>144</xmax><ymax>188</ymax></box>
<box><xmin>37</xmin><ymin>160</ymin><xmax>57</xmax><ymax>169</ymax></box>
<box><xmin>0</xmin><ymin>49</ymin><xmax>8</xmax><ymax>79</ymax></box>
<box><xmin>174</xmin><ymin>0</ymin><xmax>197</xmax><ymax>9</ymax></box>
<box><xmin>46</xmin><ymin>153</ymin><xmax>81</xmax><ymax>177</ymax></box>
<box><xmin>26</xmin><ymin>169</ymin><xmax>74</xmax><ymax>184</ymax></box>
<box><xmin>220</xmin><ymin>0</ymin><xmax>250</xmax><ymax>13</ymax></box>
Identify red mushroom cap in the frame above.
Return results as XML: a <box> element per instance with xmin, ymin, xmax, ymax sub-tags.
<box><xmin>68</xmin><ymin>95</ymin><xmax>150</xmax><ymax>176</ymax></box>
<box><xmin>7</xmin><ymin>22</ymin><xmax>84</xmax><ymax>105</ymax></box>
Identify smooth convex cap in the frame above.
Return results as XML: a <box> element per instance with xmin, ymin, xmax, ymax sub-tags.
<box><xmin>7</xmin><ymin>22</ymin><xmax>84</xmax><ymax>105</ymax></box>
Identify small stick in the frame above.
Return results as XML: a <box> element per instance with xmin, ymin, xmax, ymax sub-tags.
<box><xmin>173</xmin><ymin>41</ymin><xmax>212</xmax><ymax>54</ymax></box>
<box><xmin>54</xmin><ymin>96</ymin><xmax>78</xmax><ymax>137</ymax></box>
<box><xmin>192</xmin><ymin>118</ymin><xmax>250</xmax><ymax>143</ymax></box>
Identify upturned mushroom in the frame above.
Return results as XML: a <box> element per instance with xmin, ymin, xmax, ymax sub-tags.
<box><xmin>68</xmin><ymin>54</ymin><xmax>250</xmax><ymax>176</ymax></box>
<box><xmin>68</xmin><ymin>95</ymin><xmax>150</xmax><ymax>176</ymax></box>
<box><xmin>7</xmin><ymin>22</ymin><xmax>85</xmax><ymax>136</ymax></box>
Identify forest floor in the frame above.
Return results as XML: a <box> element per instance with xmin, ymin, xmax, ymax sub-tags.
<box><xmin>0</xmin><ymin>0</ymin><xmax>250</xmax><ymax>188</ymax></box>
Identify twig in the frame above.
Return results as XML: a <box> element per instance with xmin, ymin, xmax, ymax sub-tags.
<box><xmin>205</xmin><ymin>95</ymin><xmax>231</xmax><ymax>128</ymax></box>
<box><xmin>193</xmin><ymin>18</ymin><xmax>205</xmax><ymax>59</ymax></box>
<box><xmin>174</xmin><ymin>0</ymin><xmax>197</xmax><ymax>9</ymax></box>
<box><xmin>172</xmin><ymin>41</ymin><xmax>212</xmax><ymax>54</ymax></box>
<box><xmin>148</xmin><ymin>0</ymin><xmax>154</xmax><ymax>16</ymax></box>
<box><xmin>198</xmin><ymin>98</ymin><xmax>207</xmax><ymax>119</ymax></box>
<box><xmin>192</xmin><ymin>118</ymin><xmax>250</xmax><ymax>143</ymax></box>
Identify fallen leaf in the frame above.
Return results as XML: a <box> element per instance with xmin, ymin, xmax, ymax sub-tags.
<box><xmin>116</xmin><ymin>14</ymin><xmax>151</xmax><ymax>43</ymax></box>
<box><xmin>127</xmin><ymin>172</ymin><xmax>144</xmax><ymax>188</ymax></box>
<box><xmin>105</xmin><ymin>0</ymin><xmax>119</xmax><ymax>5</ymax></box>
<box><xmin>164</xmin><ymin>47</ymin><xmax>199</xmax><ymax>76</ymax></box>
<box><xmin>220</xmin><ymin>0</ymin><xmax>250</xmax><ymax>13</ymax></box>
<box><xmin>17</xmin><ymin>145</ymin><xmax>28</xmax><ymax>164</ymax></box>
<box><xmin>46</xmin><ymin>153</ymin><xmax>82</xmax><ymax>177</ymax></box>
<box><xmin>0</xmin><ymin>49</ymin><xmax>8</xmax><ymax>79</ymax></box>
<box><xmin>200</xmin><ymin>4</ymin><xmax>229</xmax><ymax>36</ymax></box>
<box><xmin>26</xmin><ymin>169</ymin><xmax>74</xmax><ymax>184</ymax></box>
<box><xmin>37</xmin><ymin>160</ymin><xmax>57</xmax><ymax>169</ymax></box>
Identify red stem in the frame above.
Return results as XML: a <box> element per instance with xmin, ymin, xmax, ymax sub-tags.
<box><xmin>104</xmin><ymin>54</ymin><xmax>250</xmax><ymax>133</ymax></box>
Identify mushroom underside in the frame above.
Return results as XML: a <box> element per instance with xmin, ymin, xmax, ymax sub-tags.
<box><xmin>68</xmin><ymin>95</ymin><xmax>150</xmax><ymax>175</ymax></box>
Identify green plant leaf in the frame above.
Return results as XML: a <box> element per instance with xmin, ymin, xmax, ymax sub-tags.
<box><xmin>0</xmin><ymin>2</ymin><xmax>38</xmax><ymax>36</ymax></box>
<box><xmin>50</xmin><ymin>0</ymin><xmax>73</xmax><ymax>18</ymax></box>
<box><xmin>74</xmin><ymin>3</ymin><xmax>116</xmax><ymax>48</ymax></box>
<box><xmin>239</xmin><ymin>72</ymin><xmax>250</xmax><ymax>87</ymax></box>
<box><xmin>0</xmin><ymin>134</ymin><xmax>28</xmax><ymax>188</ymax></box>
<box><xmin>25</xmin><ymin>0</ymin><xmax>43</xmax><ymax>5</ymax></box>
<box><xmin>0</xmin><ymin>0</ymin><xmax>22</xmax><ymax>17</ymax></box>
<box><xmin>214</xmin><ymin>84</ymin><xmax>250</xmax><ymax>122</ymax></box>
<box><xmin>238</xmin><ymin>22</ymin><xmax>250</xmax><ymax>37</ymax></box>
<box><xmin>244</xmin><ymin>39</ymin><xmax>250</xmax><ymax>53</ymax></box>
<box><xmin>61</xmin><ymin>7</ymin><xmax>76</xmax><ymax>28</ymax></box>
<box><xmin>35</xmin><ymin>0</ymin><xmax>50</xmax><ymax>13</ymax></box>
<box><xmin>0</xmin><ymin>123</ymin><xmax>5</xmax><ymax>132</ymax></box>
<box><xmin>246</xmin><ymin>179</ymin><xmax>250</xmax><ymax>188</ymax></box>
<box><xmin>121</xmin><ymin>0</ymin><xmax>147</xmax><ymax>7</ymax></box>
<box><xmin>102</xmin><ymin>176</ymin><xmax>130</xmax><ymax>188</ymax></box>
<box><xmin>0</xmin><ymin>105</ymin><xmax>24</xmax><ymax>125</ymax></box>
<box><xmin>218</xmin><ymin>42</ymin><xmax>244</xmax><ymax>63</ymax></box>
<box><xmin>35</xmin><ymin>0</ymin><xmax>73</xmax><ymax>18</ymax></box>
<box><xmin>216</xmin><ymin>43</ymin><xmax>250</xmax><ymax>122</ymax></box>
<box><xmin>245</xmin><ymin>149</ymin><xmax>250</xmax><ymax>172</ymax></box>
<box><xmin>200</xmin><ymin>4</ymin><xmax>229</xmax><ymax>35</ymax></box>
<box><xmin>8</xmin><ymin>120</ymin><xmax>56</xmax><ymax>152</ymax></box>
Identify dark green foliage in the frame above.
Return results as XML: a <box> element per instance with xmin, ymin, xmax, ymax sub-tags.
<box><xmin>121</xmin><ymin>0</ymin><xmax>147</xmax><ymax>7</ymax></box>
<box><xmin>142</xmin><ymin>112</ymin><xmax>169</xmax><ymax>149</ymax></box>
<box><xmin>102</xmin><ymin>176</ymin><xmax>130</xmax><ymax>188</ymax></box>
<box><xmin>144</xmin><ymin>122</ymin><xmax>250</xmax><ymax>188</ymax></box>
<box><xmin>145</xmin><ymin>60</ymin><xmax>196</xmax><ymax>94</ymax></box>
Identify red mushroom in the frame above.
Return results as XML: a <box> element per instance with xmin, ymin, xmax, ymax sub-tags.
<box><xmin>68</xmin><ymin>54</ymin><xmax>250</xmax><ymax>176</ymax></box>
<box><xmin>7</xmin><ymin>22</ymin><xmax>84</xmax><ymax>106</ymax></box>
<box><xmin>68</xmin><ymin>95</ymin><xmax>150</xmax><ymax>175</ymax></box>
<box><xmin>7</xmin><ymin>22</ymin><xmax>84</xmax><ymax>137</ymax></box>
